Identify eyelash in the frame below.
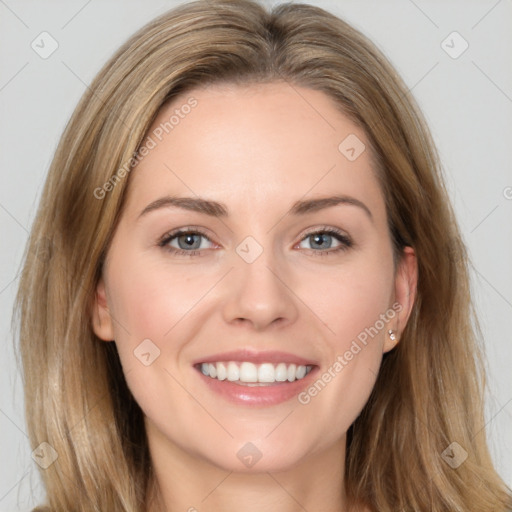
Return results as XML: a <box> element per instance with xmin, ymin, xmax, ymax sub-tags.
<box><xmin>158</xmin><ymin>226</ymin><xmax>353</xmax><ymax>258</ymax></box>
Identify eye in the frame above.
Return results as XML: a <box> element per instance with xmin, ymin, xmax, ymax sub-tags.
<box><xmin>158</xmin><ymin>226</ymin><xmax>352</xmax><ymax>258</ymax></box>
<box><xmin>297</xmin><ymin>228</ymin><xmax>352</xmax><ymax>255</ymax></box>
<box><xmin>158</xmin><ymin>228</ymin><xmax>216</xmax><ymax>256</ymax></box>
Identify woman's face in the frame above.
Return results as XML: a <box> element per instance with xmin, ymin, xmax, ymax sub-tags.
<box><xmin>93</xmin><ymin>81</ymin><xmax>416</xmax><ymax>473</ymax></box>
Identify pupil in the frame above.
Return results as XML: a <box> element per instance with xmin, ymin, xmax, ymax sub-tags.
<box><xmin>312</xmin><ymin>234</ymin><xmax>331</xmax><ymax>249</ymax></box>
<box><xmin>179</xmin><ymin>234</ymin><xmax>200</xmax><ymax>249</ymax></box>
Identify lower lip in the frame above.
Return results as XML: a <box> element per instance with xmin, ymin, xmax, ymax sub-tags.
<box><xmin>195</xmin><ymin>366</ymin><xmax>319</xmax><ymax>406</ymax></box>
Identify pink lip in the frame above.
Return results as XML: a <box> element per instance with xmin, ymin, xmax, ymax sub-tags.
<box><xmin>192</xmin><ymin>349</ymin><xmax>319</xmax><ymax>406</ymax></box>
<box><xmin>192</xmin><ymin>349</ymin><xmax>317</xmax><ymax>366</ymax></box>
<box><xmin>195</xmin><ymin>367</ymin><xmax>319</xmax><ymax>406</ymax></box>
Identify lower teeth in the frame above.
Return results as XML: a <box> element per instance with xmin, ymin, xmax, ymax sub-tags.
<box><xmin>230</xmin><ymin>380</ymin><xmax>287</xmax><ymax>387</ymax></box>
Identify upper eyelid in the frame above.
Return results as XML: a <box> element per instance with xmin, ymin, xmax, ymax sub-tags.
<box><xmin>301</xmin><ymin>225</ymin><xmax>349</xmax><ymax>237</ymax></box>
<box><xmin>296</xmin><ymin>228</ymin><xmax>352</xmax><ymax>248</ymax></box>
<box><xmin>159</xmin><ymin>226</ymin><xmax>351</xmax><ymax>248</ymax></box>
<box><xmin>159</xmin><ymin>226</ymin><xmax>213</xmax><ymax>244</ymax></box>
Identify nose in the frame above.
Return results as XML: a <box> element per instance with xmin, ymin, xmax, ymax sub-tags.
<box><xmin>221</xmin><ymin>248</ymin><xmax>299</xmax><ymax>331</ymax></box>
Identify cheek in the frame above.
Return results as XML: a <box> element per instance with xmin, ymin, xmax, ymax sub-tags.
<box><xmin>104</xmin><ymin>259</ymin><xmax>199</xmax><ymax>432</ymax></box>
<box><xmin>300</xmin><ymin>251</ymin><xmax>395</xmax><ymax>350</ymax></box>
<box><xmin>104</xmin><ymin>255</ymin><xmax>222</xmax><ymax>411</ymax></box>
<box><xmin>106</xmin><ymin>254</ymin><xmax>216</xmax><ymax>347</ymax></box>
<box><xmin>293</xmin><ymin>252</ymin><xmax>394</xmax><ymax>418</ymax></box>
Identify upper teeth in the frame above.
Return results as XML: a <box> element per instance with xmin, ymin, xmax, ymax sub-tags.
<box><xmin>200</xmin><ymin>361</ymin><xmax>313</xmax><ymax>383</ymax></box>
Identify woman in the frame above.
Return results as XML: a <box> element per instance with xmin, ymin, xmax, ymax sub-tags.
<box><xmin>15</xmin><ymin>0</ymin><xmax>512</xmax><ymax>510</ymax></box>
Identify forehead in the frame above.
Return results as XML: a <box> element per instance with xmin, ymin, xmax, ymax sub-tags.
<box><xmin>123</xmin><ymin>81</ymin><xmax>385</xmax><ymax>222</ymax></box>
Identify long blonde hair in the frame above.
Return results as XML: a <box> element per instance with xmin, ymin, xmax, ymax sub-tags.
<box><xmin>14</xmin><ymin>0</ymin><xmax>511</xmax><ymax>510</ymax></box>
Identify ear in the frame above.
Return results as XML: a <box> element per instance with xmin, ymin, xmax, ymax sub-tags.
<box><xmin>383</xmin><ymin>246</ymin><xmax>418</xmax><ymax>353</ymax></box>
<box><xmin>91</xmin><ymin>276</ymin><xmax>115</xmax><ymax>342</ymax></box>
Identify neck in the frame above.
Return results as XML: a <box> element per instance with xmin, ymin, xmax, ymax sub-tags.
<box><xmin>145</xmin><ymin>423</ymin><xmax>349</xmax><ymax>512</ymax></box>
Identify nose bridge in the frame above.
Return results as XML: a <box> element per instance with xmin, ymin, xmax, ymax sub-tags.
<box><xmin>221</xmin><ymin>235</ymin><xmax>298</xmax><ymax>329</ymax></box>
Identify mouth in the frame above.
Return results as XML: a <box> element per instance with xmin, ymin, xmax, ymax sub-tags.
<box><xmin>192</xmin><ymin>350</ymin><xmax>319</xmax><ymax>406</ymax></box>
<box><xmin>196</xmin><ymin>361</ymin><xmax>314</xmax><ymax>386</ymax></box>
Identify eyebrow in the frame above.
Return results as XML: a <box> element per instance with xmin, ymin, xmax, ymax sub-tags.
<box><xmin>137</xmin><ymin>194</ymin><xmax>373</xmax><ymax>221</ymax></box>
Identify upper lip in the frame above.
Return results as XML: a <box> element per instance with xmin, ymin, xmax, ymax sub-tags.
<box><xmin>193</xmin><ymin>349</ymin><xmax>318</xmax><ymax>366</ymax></box>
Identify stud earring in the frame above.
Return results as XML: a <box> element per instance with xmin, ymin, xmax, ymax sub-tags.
<box><xmin>388</xmin><ymin>329</ymin><xmax>397</xmax><ymax>342</ymax></box>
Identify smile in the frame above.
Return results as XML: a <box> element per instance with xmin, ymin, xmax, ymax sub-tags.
<box><xmin>198</xmin><ymin>361</ymin><xmax>314</xmax><ymax>385</ymax></box>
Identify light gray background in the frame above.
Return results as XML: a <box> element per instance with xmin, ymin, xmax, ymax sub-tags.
<box><xmin>1</xmin><ymin>0</ymin><xmax>511</xmax><ymax>510</ymax></box>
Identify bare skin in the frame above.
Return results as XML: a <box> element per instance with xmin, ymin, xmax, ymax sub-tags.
<box><xmin>92</xmin><ymin>81</ymin><xmax>417</xmax><ymax>512</ymax></box>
